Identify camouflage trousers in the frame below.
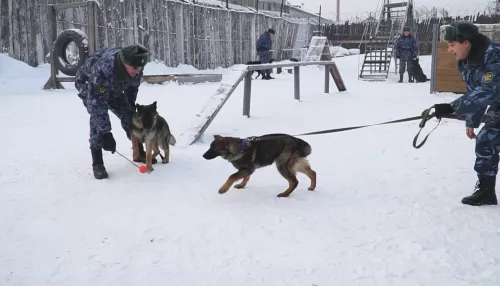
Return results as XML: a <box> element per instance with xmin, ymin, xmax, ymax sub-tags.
<box><xmin>257</xmin><ymin>50</ymin><xmax>271</xmax><ymax>74</ymax></box>
<box><xmin>399</xmin><ymin>58</ymin><xmax>413</xmax><ymax>76</ymax></box>
<box><xmin>82</xmin><ymin>94</ymin><xmax>135</xmax><ymax>149</ymax></box>
<box><xmin>474</xmin><ymin>125</ymin><xmax>500</xmax><ymax>178</ymax></box>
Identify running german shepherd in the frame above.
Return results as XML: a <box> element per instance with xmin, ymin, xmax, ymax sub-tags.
<box><xmin>202</xmin><ymin>133</ymin><xmax>317</xmax><ymax>197</ymax></box>
<box><xmin>131</xmin><ymin>101</ymin><xmax>176</xmax><ymax>172</ymax></box>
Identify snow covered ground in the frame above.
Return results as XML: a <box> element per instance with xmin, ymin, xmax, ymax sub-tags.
<box><xmin>1</xmin><ymin>52</ymin><xmax>500</xmax><ymax>286</ymax></box>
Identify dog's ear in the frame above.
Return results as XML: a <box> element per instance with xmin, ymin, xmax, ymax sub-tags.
<box><xmin>214</xmin><ymin>135</ymin><xmax>221</xmax><ymax>140</ymax></box>
<box><xmin>151</xmin><ymin>101</ymin><xmax>157</xmax><ymax>111</ymax></box>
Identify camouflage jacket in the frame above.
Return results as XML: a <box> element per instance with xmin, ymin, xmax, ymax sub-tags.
<box><xmin>451</xmin><ymin>40</ymin><xmax>500</xmax><ymax>128</ymax></box>
<box><xmin>257</xmin><ymin>32</ymin><xmax>272</xmax><ymax>52</ymax></box>
<box><xmin>394</xmin><ymin>34</ymin><xmax>418</xmax><ymax>60</ymax></box>
<box><xmin>75</xmin><ymin>47</ymin><xmax>142</xmax><ymax>134</ymax></box>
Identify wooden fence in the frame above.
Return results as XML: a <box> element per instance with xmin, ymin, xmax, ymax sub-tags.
<box><xmin>324</xmin><ymin>13</ymin><xmax>500</xmax><ymax>55</ymax></box>
<box><xmin>433</xmin><ymin>23</ymin><xmax>500</xmax><ymax>94</ymax></box>
<box><xmin>0</xmin><ymin>0</ymin><xmax>315</xmax><ymax>69</ymax></box>
<box><xmin>435</xmin><ymin>42</ymin><xmax>467</xmax><ymax>93</ymax></box>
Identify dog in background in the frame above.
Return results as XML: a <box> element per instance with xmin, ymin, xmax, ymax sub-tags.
<box><xmin>246</xmin><ymin>59</ymin><xmax>274</xmax><ymax>79</ymax></box>
<box><xmin>411</xmin><ymin>58</ymin><xmax>430</xmax><ymax>82</ymax></box>
<box><xmin>131</xmin><ymin>101</ymin><xmax>176</xmax><ymax>172</ymax></box>
<box><xmin>202</xmin><ymin>133</ymin><xmax>317</xmax><ymax>197</ymax></box>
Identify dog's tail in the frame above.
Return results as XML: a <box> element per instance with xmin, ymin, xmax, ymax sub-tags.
<box><xmin>165</xmin><ymin>134</ymin><xmax>177</xmax><ymax>146</ymax></box>
<box><xmin>296</xmin><ymin>138</ymin><xmax>312</xmax><ymax>157</ymax></box>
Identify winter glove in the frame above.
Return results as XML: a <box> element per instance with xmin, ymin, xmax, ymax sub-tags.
<box><xmin>102</xmin><ymin>132</ymin><xmax>116</xmax><ymax>154</ymax></box>
<box><xmin>433</xmin><ymin>103</ymin><xmax>455</xmax><ymax>119</ymax></box>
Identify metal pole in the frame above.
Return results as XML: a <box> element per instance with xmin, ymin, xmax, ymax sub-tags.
<box><xmin>243</xmin><ymin>72</ymin><xmax>252</xmax><ymax>116</ymax></box>
<box><xmin>336</xmin><ymin>0</ymin><xmax>340</xmax><ymax>22</ymax></box>
<box><xmin>256</xmin><ymin>0</ymin><xmax>258</xmax><ymax>12</ymax></box>
<box><xmin>324</xmin><ymin>65</ymin><xmax>330</xmax><ymax>93</ymax></box>
<box><xmin>318</xmin><ymin>6</ymin><xmax>321</xmax><ymax>34</ymax></box>
<box><xmin>294</xmin><ymin>66</ymin><xmax>300</xmax><ymax>100</ymax></box>
<box><xmin>280</xmin><ymin>0</ymin><xmax>284</xmax><ymax>17</ymax></box>
<box><xmin>226</xmin><ymin>0</ymin><xmax>229</xmax><ymax>9</ymax></box>
<box><xmin>430</xmin><ymin>23</ymin><xmax>438</xmax><ymax>94</ymax></box>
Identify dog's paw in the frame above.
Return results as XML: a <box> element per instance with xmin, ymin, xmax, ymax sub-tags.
<box><xmin>147</xmin><ymin>166</ymin><xmax>154</xmax><ymax>173</ymax></box>
<box><xmin>234</xmin><ymin>184</ymin><xmax>245</xmax><ymax>189</ymax></box>
<box><xmin>161</xmin><ymin>158</ymin><xmax>169</xmax><ymax>164</ymax></box>
<box><xmin>277</xmin><ymin>192</ymin><xmax>290</xmax><ymax>198</ymax></box>
<box><xmin>218</xmin><ymin>187</ymin><xmax>229</xmax><ymax>194</ymax></box>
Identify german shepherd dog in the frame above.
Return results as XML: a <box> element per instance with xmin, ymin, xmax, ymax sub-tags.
<box><xmin>246</xmin><ymin>59</ymin><xmax>274</xmax><ymax>79</ymax></box>
<box><xmin>202</xmin><ymin>134</ymin><xmax>317</xmax><ymax>197</ymax></box>
<box><xmin>411</xmin><ymin>57</ymin><xmax>430</xmax><ymax>82</ymax></box>
<box><xmin>131</xmin><ymin>101</ymin><xmax>176</xmax><ymax>172</ymax></box>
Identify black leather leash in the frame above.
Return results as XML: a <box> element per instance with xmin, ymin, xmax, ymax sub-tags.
<box><xmin>245</xmin><ymin>107</ymin><xmax>452</xmax><ymax>149</ymax></box>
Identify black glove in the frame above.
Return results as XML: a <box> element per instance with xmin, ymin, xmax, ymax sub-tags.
<box><xmin>102</xmin><ymin>132</ymin><xmax>116</xmax><ymax>154</ymax></box>
<box><xmin>433</xmin><ymin>103</ymin><xmax>455</xmax><ymax>119</ymax></box>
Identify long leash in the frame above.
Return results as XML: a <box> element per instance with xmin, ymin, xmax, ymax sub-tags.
<box><xmin>245</xmin><ymin>107</ymin><xmax>454</xmax><ymax>149</ymax></box>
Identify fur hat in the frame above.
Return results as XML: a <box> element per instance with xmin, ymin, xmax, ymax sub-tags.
<box><xmin>119</xmin><ymin>44</ymin><xmax>149</xmax><ymax>67</ymax></box>
<box><xmin>443</xmin><ymin>21</ymin><xmax>479</xmax><ymax>42</ymax></box>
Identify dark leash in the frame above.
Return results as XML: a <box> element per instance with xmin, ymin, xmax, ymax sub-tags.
<box><xmin>244</xmin><ymin>107</ymin><xmax>457</xmax><ymax>149</ymax></box>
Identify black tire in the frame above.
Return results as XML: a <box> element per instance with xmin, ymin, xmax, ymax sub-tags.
<box><xmin>52</xmin><ymin>29</ymin><xmax>89</xmax><ymax>76</ymax></box>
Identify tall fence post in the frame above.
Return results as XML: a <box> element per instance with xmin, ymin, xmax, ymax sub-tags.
<box><xmin>243</xmin><ymin>71</ymin><xmax>252</xmax><ymax>117</ymax></box>
<box><xmin>294</xmin><ymin>66</ymin><xmax>300</xmax><ymax>100</ymax></box>
<box><xmin>324</xmin><ymin>64</ymin><xmax>330</xmax><ymax>93</ymax></box>
<box><xmin>430</xmin><ymin>23</ymin><xmax>439</xmax><ymax>94</ymax></box>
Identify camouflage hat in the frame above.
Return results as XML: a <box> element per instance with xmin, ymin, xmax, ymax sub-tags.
<box><xmin>119</xmin><ymin>44</ymin><xmax>149</xmax><ymax>67</ymax></box>
<box><xmin>443</xmin><ymin>21</ymin><xmax>479</xmax><ymax>42</ymax></box>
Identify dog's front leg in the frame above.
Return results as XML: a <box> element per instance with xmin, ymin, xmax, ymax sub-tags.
<box><xmin>131</xmin><ymin>134</ymin><xmax>141</xmax><ymax>162</ymax></box>
<box><xmin>234</xmin><ymin>175</ymin><xmax>251</xmax><ymax>189</ymax></box>
<box><xmin>146</xmin><ymin>141</ymin><xmax>154</xmax><ymax>173</ymax></box>
<box><xmin>219</xmin><ymin>169</ymin><xmax>252</xmax><ymax>194</ymax></box>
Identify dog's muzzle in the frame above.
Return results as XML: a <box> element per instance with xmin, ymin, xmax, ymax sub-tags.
<box><xmin>203</xmin><ymin>149</ymin><xmax>219</xmax><ymax>160</ymax></box>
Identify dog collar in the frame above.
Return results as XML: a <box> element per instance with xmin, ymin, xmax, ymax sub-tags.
<box><xmin>239</xmin><ymin>139</ymin><xmax>246</xmax><ymax>149</ymax></box>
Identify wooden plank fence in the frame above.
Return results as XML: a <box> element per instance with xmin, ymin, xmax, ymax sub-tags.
<box><xmin>0</xmin><ymin>0</ymin><xmax>315</xmax><ymax>69</ymax></box>
<box><xmin>324</xmin><ymin>13</ymin><xmax>500</xmax><ymax>55</ymax></box>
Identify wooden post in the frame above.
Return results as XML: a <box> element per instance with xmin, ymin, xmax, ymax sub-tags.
<box><xmin>324</xmin><ymin>64</ymin><xmax>330</xmax><ymax>93</ymax></box>
<box><xmin>43</xmin><ymin>5</ymin><xmax>63</xmax><ymax>90</ymax></box>
<box><xmin>243</xmin><ymin>71</ymin><xmax>252</xmax><ymax>117</ymax></box>
<box><xmin>226</xmin><ymin>0</ymin><xmax>229</xmax><ymax>9</ymax></box>
<box><xmin>430</xmin><ymin>23</ymin><xmax>438</xmax><ymax>94</ymax></box>
<box><xmin>280</xmin><ymin>0</ymin><xmax>284</xmax><ymax>17</ymax></box>
<box><xmin>294</xmin><ymin>66</ymin><xmax>300</xmax><ymax>100</ymax></box>
<box><xmin>256</xmin><ymin>0</ymin><xmax>259</xmax><ymax>12</ymax></box>
<box><xmin>87</xmin><ymin>1</ymin><xmax>96</xmax><ymax>54</ymax></box>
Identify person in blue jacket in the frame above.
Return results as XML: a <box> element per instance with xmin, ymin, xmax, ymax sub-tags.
<box><xmin>429</xmin><ymin>21</ymin><xmax>500</xmax><ymax>206</ymax></box>
<box><xmin>256</xmin><ymin>28</ymin><xmax>275</xmax><ymax>80</ymax></box>
<box><xmin>75</xmin><ymin>44</ymin><xmax>150</xmax><ymax>180</ymax></box>
<box><xmin>394</xmin><ymin>27</ymin><xmax>419</xmax><ymax>83</ymax></box>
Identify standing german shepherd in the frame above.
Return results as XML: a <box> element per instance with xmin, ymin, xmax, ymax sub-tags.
<box><xmin>202</xmin><ymin>133</ymin><xmax>317</xmax><ymax>197</ymax></box>
<box><xmin>131</xmin><ymin>101</ymin><xmax>176</xmax><ymax>172</ymax></box>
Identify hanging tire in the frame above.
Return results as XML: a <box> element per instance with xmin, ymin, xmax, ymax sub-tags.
<box><xmin>52</xmin><ymin>29</ymin><xmax>89</xmax><ymax>77</ymax></box>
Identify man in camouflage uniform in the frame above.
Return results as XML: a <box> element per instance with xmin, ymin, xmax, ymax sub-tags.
<box><xmin>75</xmin><ymin>44</ymin><xmax>151</xmax><ymax>180</ymax></box>
<box><xmin>394</xmin><ymin>27</ymin><xmax>419</xmax><ymax>83</ymax></box>
<box><xmin>429</xmin><ymin>21</ymin><xmax>500</xmax><ymax>206</ymax></box>
<box><xmin>256</xmin><ymin>28</ymin><xmax>275</xmax><ymax>80</ymax></box>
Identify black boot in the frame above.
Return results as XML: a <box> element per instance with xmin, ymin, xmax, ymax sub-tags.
<box><xmin>461</xmin><ymin>176</ymin><xmax>498</xmax><ymax>206</ymax></box>
<box><xmin>91</xmin><ymin>148</ymin><xmax>108</xmax><ymax>180</ymax></box>
<box><xmin>409</xmin><ymin>74</ymin><xmax>414</xmax><ymax>83</ymax></box>
<box><xmin>266</xmin><ymin>72</ymin><xmax>275</xmax><ymax>79</ymax></box>
<box><xmin>398</xmin><ymin>73</ymin><xmax>403</xmax><ymax>83</ymax></box>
